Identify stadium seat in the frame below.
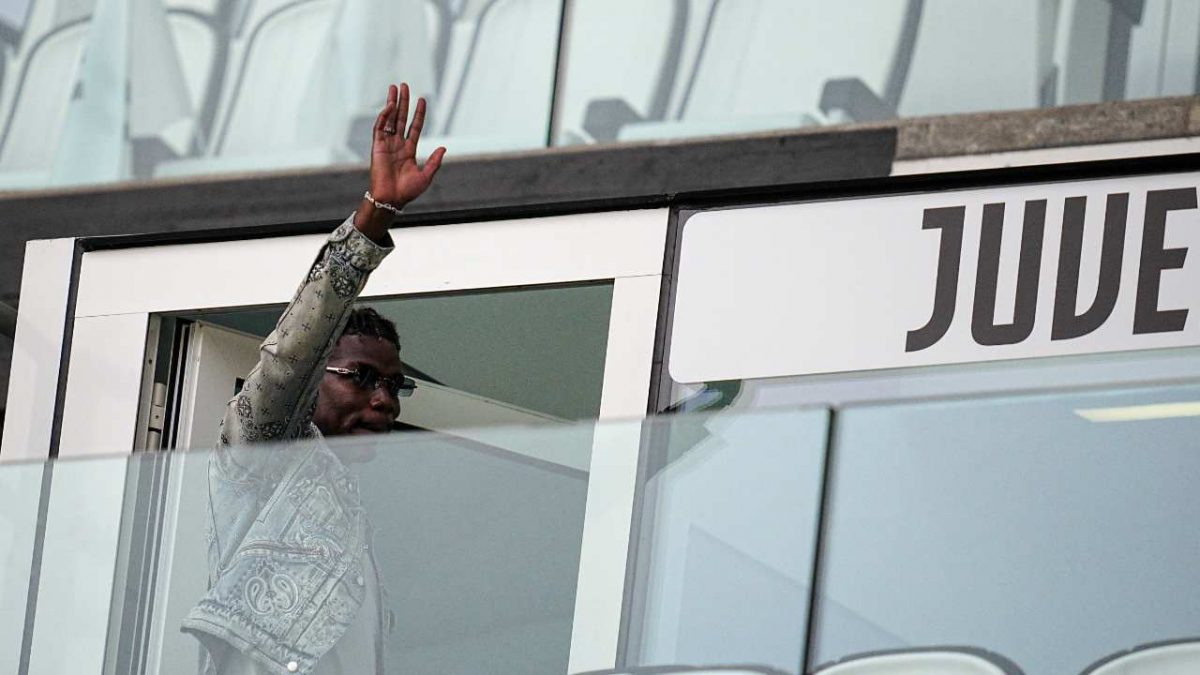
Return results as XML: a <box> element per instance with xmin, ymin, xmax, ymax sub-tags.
<box><xmin>812</xmin><ymin>647</ymin><xmax>1025</xmax><ymax>675</ymax></box>
<box><xmin>431</xmin><ymin>0</ymin><xmax>563</xmax><ymax>150</ymax></box>
<box><xmin>156</xmin><ymin>0</ymin><xmax>441</xmax><ymax>176</ymax></box>
<box><xmin>184</xmin><ymin>0</ymin><xmax>342</xmax><ymax>165</ymax></box>
<box><xmin>165</xmin><ymin>7</ymin><xmax>217</xmax><ymax>128</ymax></box>
<box><xmin>0</xmin><ymin>0</ymin><xmax>93</xmax><ymax>187</ymax></box>
<box><xmin>0</xmin><ymin>0</ymin><xmax>195</xmax><ymax>186</ymax></box>
<box><xmin>612</xmin><ymin>0</ymin><xmax>917</xmax><ymax>141</ymax></box>
<box><xmin>555</xmin><ymin>0</ymin><xmax>686</xmax><ymax>143</ymax></box>
<box><xmin>1080</xmin><ymin>639</ymin><xmax>1200</xmax><ymax>675</ymax></box>
<box><xmin>568</xmin><ymin>662</ymin><xmax>787</xmax><ymax>667</ymax></box>
<box><xmin>1052</xmin><ymin>0</ymin><xmax>1114</xmax><ymax>105</ymax></box>
<box><xmin>1124</xmin><ymin>0</ymin><xmax>1200</xmax><ymax>100</ymax></box>
<box><xmin>897</xmin><ymin>0</ymin><xmax>1057</xmax><ymax>116</ymax></box>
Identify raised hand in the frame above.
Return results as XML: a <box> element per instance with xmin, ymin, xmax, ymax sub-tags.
<box><xmin>354</xmin><ymin>83</ymin><xmax>447</xmax><ymax>240</ymax></box>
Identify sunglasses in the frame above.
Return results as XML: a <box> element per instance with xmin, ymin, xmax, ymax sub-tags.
<box><xmin>325</xmin><ymin>366</ymin><xmax>417</xmax><ymax>398</ymax></box>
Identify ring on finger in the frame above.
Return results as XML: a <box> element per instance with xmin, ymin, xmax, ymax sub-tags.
<box><xmin>384</xmin><ymin>126</ymin><xmax>397</xmax><ymax>135</ymax></box>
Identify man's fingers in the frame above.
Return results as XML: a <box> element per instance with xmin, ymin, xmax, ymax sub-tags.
<box><xmin>407</xmin><ymin>97</ymin><xmax>427</xmax><ymax>144</ymax></box>
<box><xmin>374</xmin><ymin>101</ymin><xmax>396</xmax><ymax>136</ymax></box>
<box><xmin>393</xmin><ymin>83</ymin><xmax>410</xmax><ymax>138</ymax></box>
<box><xmin>380</xmin><ymin>85</ymin><xmax>399</xmax><ymax>135</ymax></box>
<box><xmin>421</xmin><ymin>146</ymin><xmax>447</xmax><ymax>179</ymax></box>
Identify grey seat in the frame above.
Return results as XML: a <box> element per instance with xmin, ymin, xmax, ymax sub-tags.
<box><xmin>898</xmin><ymin>0</ymin><xmax>1058</xmax><ymax>116</ymax></box>
<box><xmin>422</xmin><ymin>0</ymin><xmax>560</xmax><ymax>155</ymax></box>
<box><xmin>0</xmin><ymin>0</ymin><xmax>195</xmax><ymax>186</ymax></box>
<box><xmin>555</xmin><ymin>0</ymin><xmax>688</xmax><ymax>144</ymax></box>
<box><xmin>573</xmin><ymin>666</ymin><xmax>789</xmax><ymax>675</ymax></box>
<box><xmin>1123</xmin><ymin>0</ymin><xmax>1200</xmax><ymax>100</ymax></box>
<box><xmin>1081</xmin><ymin>639</ymin><xmax>1200</xmax><ymax>675</ymax></box>
<box><xmin>0</xmin><ymin>0</ymin><xmax>94</xmax><ymax>187</ymax></box>
<box><xmin>813</xmin><ymin>647</ymin><xmax>1024</xmax><ymax>675</ymax></box>
<box><xmin>609</xmin><ymin>0</ymin><xmax>920</xmax><ymax>141</ymax></box>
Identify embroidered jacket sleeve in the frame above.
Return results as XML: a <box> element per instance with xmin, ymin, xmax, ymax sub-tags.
<box><xmin>216</xmin><ymin>215</ymin><xmax>393</xmax><ymax>475</ymax></box>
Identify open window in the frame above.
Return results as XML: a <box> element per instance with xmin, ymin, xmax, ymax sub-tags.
<box><xmin>6</xmin><ymin>208</ymin><xmax>666</xmax><ymax>674</ymax></box>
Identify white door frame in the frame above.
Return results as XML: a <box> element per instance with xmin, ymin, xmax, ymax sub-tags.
<box><xmin>5</xmin><ymin>208</ymin><xmax>669</xmax><ymax>674</ymax></box>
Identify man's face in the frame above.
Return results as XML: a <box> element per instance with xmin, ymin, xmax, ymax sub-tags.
<box><xmin>312</xmin><ymin>335</ymin><xmax>403</xmax><ymax>458</ymax></box>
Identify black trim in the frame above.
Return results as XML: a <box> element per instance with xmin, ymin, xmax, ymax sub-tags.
<box><xmin>801</xmin><ymin>408</ymin><xmax>838</xmax><ymax>674</ymax></box>
<box><xmin>647</xmin><ymin>208</ymin><xmax>686</xmax><ymax>415</ymax></box>
<box><xmin>46</xmin><ymin>240</ymin><xmax>83</xmax><ymax>459</ymax></box>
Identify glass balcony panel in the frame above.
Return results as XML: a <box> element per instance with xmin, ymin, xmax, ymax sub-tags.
<box><xmin>4</xmin><ymin>399</ymin><xmax>1200</xmax><ymax>674</ymax></box>
<box><xmin>812</xmin><ymin>383</ymin><xmax>1200</xmax><ymax>675</ymax></box>
<box><xmin>2</xmin><ymin>419</ymin><xmax>600</xmax><ymax>674</ymax></box>
<box><xmin>624</xmin><ymin>407</ymin><xmax>830</xmax><ymax>674</ymax></box>
<box><xmin>0</xmin><ymin>461</ymin><xmax>45</xmax><ymax>674</ymax></box>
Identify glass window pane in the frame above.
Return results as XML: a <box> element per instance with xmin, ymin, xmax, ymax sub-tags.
<box><xmin>6</xmin><ymin>422</ymin><xmax>598</xmax><ymax>673</ymax></box>
<box><xmin>661</xmin><ymin>347</ymin><xmax>1200</xmax><ymax>413</ymax></box>
<box><xmin>557</xmin><ymin>0</ymin><xmax>1200</xmax><ymax>146</ymax></box>
<box><xmin>179</xmin><ymin>281</ymin><xmax>614</xmax><ymax>443</ymax></box>
<box><xmin>0</xmin><ymin>0</ymin><xmax>562</xmax><ymax>189</ymax></box>
<box><xmin>813</xmin><ymin>383</ymin><xmax>1200</xmax><ymax>674</ymax></box>
<box><xmin>0</xmin><ymin>461</ymin><xmax>45</xmax><ymax>674</ymax></box>
<box><xmin>624</xmin><ymin>407</ymin><xmax>830</xmax><ymax>674</ymax></box>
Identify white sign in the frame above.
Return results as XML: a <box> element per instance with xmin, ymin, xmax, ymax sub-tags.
<box><xmin>668</xmin><ymin>172</ymin><xmax>1200</xmax><ymax>383</ymax></box>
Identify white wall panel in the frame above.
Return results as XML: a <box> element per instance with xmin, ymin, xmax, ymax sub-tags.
<box><xmin>1</xmin><ymin>238</ymin><xmax>75</xmax><ymax>462</ymax></box>
<box><xmin>57</xmin><ymin>313</ymin><xmax>149</xmax><ymax>457</ymax></box>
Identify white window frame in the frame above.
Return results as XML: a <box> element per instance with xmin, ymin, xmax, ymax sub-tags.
<box><xmin>4</xmin><ymin>208</ymin><xmax>669</xmax><ymax>674</ymax></box>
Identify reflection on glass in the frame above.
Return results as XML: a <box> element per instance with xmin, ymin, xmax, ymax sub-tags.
<box><xmin>0</xmin><ymin>461</ymin><xmax>44</xmax><ymax>675</ymax></box>
<box><xmin>2</xmin><ymin>422</ymin><xmax>596</xmax><ymax>674</ymax></box>
<box><xmin>625</xmin><ymin>408</ymin><xmax>829</xmax><ymax>674</ymax></box>
<box><xmin>660</xmin><ymin>347</ymin><xmax>1200</xmax><ymax>414</ymax></box>
<box><xmin>556</xmin><ymin>0</ymin><xmax>1200</xmax><ymax>145</ymax></box>
<box><xmin>813</xmin><ymin>383</ymin><xmax>1200</xmax><ymax>675</ymax></box>
<box><xmin>0</xmin><ymin>0</ymin><xmax>561</xmax><ymax>188</ymax></box>
<box><xmin>4</xmin><ymin>396</ymin><xmax>1200</xmax><ymax>674</ymax></box>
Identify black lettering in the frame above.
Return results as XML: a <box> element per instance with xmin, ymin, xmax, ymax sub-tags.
<box><xmin>972</xmin><ymin>200</ymin><xmax>1046</xmax><ymax>346</ymax></box>
<box><xmin>1134</xmin><ymin>188</ymin><xmax>1196</xmax><ymax>334</ymax></box>
<box><xmin>1051</xmin><ymin>194</ymin><xmax>1128</xmax><ymax>340</ymax></box>
<box><xmin>906</xmin><ymin>206</ymin><xmax>966</xmax><ymax>352</ymax></box>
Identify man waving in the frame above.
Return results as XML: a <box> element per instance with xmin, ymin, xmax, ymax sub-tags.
<box><xmin>183</xmin><ymin>83</ymin><xmax>445</xmax><ymax>675</ymax></box>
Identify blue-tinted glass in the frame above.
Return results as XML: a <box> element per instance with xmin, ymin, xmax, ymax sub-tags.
<box><xmin>0</xmin><ymin>0</ymin><xmax>561</xmax><ymax>189</ymax></box>
<box><xmin>557</xmin><ymin>0</ymin><xmax>1200</xmax><ymax>146</ymax></box>
<box><xmin>814</xmin><ymin>383</ymin><xmax>1200</xmax><ymax>674</ymax></box>
<box><xmin>625</xmin><ymin>408</ymin><xmax>830</xmax><ymax>674</ymax></box>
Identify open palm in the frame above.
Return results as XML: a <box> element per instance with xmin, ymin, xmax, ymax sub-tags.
<box><xmin>369</xmin><ymin>83</ymin><xmax>446</xmax><ymax>209</ymax></box>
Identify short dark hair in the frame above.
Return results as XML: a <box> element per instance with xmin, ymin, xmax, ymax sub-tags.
<box><xmin>341</xmin><ymin>307</ymin><xmax>401</xmax><ymax>351</ymax></box>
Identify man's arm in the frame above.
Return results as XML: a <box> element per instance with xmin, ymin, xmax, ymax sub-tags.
<box><xmin>216</xmin><ymin>83</ymin><xmax>446</xmax><ymax>475</ymax></box>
